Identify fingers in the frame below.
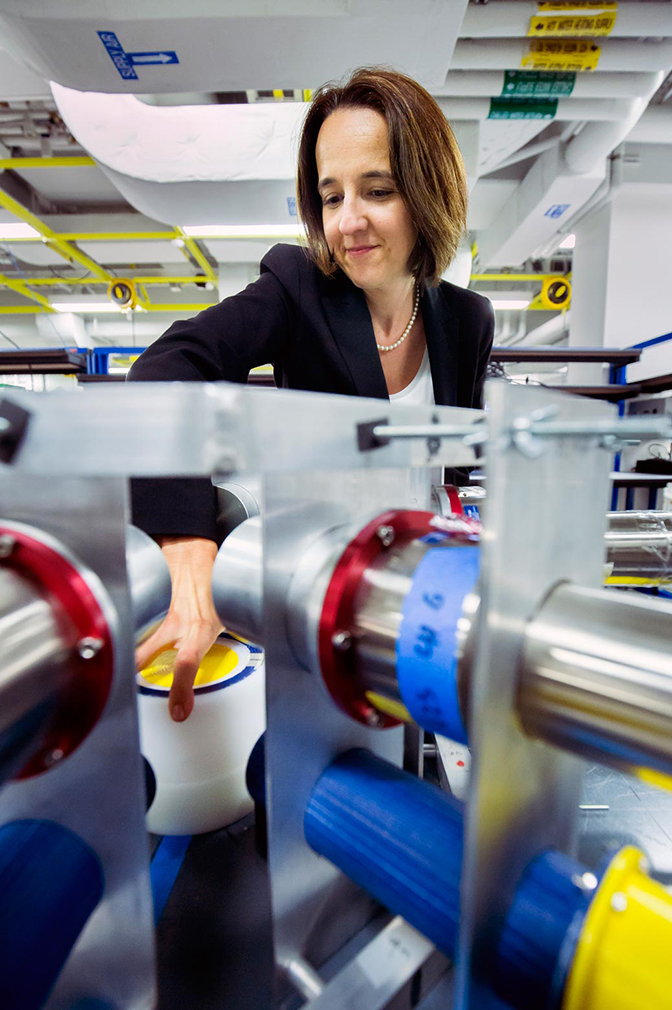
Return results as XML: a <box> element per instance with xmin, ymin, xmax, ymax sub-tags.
<box><xmin>135</xmin><ymin>623</ymin><xmax>176</xmax><ymax>674</ymax></box>
<box><xmin>169</xmin><ymin>630</ymin><xmax>218</xmax><ymax>722</ymax></box>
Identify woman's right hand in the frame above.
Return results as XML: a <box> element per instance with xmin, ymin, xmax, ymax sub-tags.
<box><xmin>135</xmin><ymin>536</ymin><xmax>224</xmax><ymax>722</ymax></box>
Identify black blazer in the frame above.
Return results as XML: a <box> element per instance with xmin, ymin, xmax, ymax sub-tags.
<box><xmin>128</xmin><ymin>243</ymin><xmax>494</xmax><ymax>541</ymax></box>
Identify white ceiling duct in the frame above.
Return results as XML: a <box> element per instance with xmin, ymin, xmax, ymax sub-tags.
<box><xmin>452</xmin><ymin>37</ymin><xmax>672</xmax><ymax>72</ymax></box>
<box><xmin>435</xmin><ymin>71</ymin><xmax>661</xmax><ymax>100</ymax></box>
<box><xmin>0</xmin><ymin>0</ymin><xmax>468</xmax><ymax>94</ymax></box>
<box><xmin>477</xmin><ymin>68</ymin><xmax>665</xmax><ymax>267</ymax></box>
<box><xmin>51</xmin><ymin>83</ymin><xmax>303</xmax><ymax>183</ymax></box>
<box><xmin>0</xmin><ymin>46</ymin><xmax>50</xmax><ymax>99</ymax></box>
<box><xmin>460</xmin><ymin>2</ymin><xmax>672</xmax><ymax>37</ymax></box>
<box><xmin>51</xmin><ymin>81</ymin><xmax>304</xmax><ymax>226</ymax></box>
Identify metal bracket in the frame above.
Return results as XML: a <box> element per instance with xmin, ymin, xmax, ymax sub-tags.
<box><xmin>357</xmin><ymin>417</ymin><xmax>390</xmax><ymax>452</ymax></box>
<box><xmin>0</xmin><ymin>398</ymin><xmax>31</xmax><ymax>464</ymax></box>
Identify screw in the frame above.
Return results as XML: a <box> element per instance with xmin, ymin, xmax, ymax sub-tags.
<box><xmin>78</xmin><ymin>636</ymin><xmax>104</xmax><ymax>660</ymax></box>
<box><xmin>0</xmin><ymin>418</ymin><xmax>10</xmax><ymax>434</ymax></box>
<box><xmin>43</xmin><ymin>747</ymin><xmax>64</xmax><ymax>768</ymax></box>
<box><xmin>0</xmin><ymin>534</ymin><xmax>16</xmax><ymax>559</ymax></box>
<box><xmin>366</xmin><ymin>709</ymin><xmax>383</xmax><ymax>728</ymax></box>
<box><xmin>611</xmin><ymin>892</ymin><xmax>628</xmax><ymax>913</ymax></box>
<box><xmin>332</xmin><ymin>630</ymin><xmax>352</xmax><ymax>652</ymax></box>
<box><xmin>600</xmin><ymin>434</ymin><xmax>618</xmax><ymax>449</ymax></box>
<box><xmin>376</xmin><ymin>525</ymin><xmax>395</xmax><ymax>548</ymax></box>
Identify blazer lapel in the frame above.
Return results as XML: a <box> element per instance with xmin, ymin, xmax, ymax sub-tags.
<box><xmin>321</xmin><ymin>274</ymin><xmax>389</xmax><ymax>400</ymax></box>
<box><xmin>422</xmin><ymin>284</ymin><xmax>459</xmax><ymax>406</ymax></box>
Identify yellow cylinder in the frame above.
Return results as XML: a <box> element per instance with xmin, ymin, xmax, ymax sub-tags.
<box><xmin>563</xmin><ymin>845</ymin><xmax>672</xmax><ymax>1010</ymax></box>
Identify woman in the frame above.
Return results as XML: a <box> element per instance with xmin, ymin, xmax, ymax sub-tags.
<box><xmin>130</xmin><ymin>67</ymin><xmax>494</xmax><ymax>723</ymax></box>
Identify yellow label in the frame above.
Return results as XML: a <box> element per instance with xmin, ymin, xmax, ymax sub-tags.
<box><xmin>522</xmin><ymin>39</ymin><xmax>601</xmax><ymax>71</ymax></box>
<box><xmin>530</xmin><ymin>2</ymin><xmax>616</xmax><ymax>37</ymax></box>
<box><xmin>140</xmin><ymin>642</ymin><xmax>241</xmax><ymax>689</ymax></box>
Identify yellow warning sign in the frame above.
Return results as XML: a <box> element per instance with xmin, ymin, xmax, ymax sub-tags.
<box><xmin>530</xmin><ymin>2</ymin><xmax>617</xmax><ymax>37</ymax></box>
<box><xmin>522</xmin><ymin>39</ymin><xmax>601</xmax><ymax>71</ymax></box>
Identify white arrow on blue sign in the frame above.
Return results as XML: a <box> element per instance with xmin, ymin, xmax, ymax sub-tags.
<box><xmin>127</xmin><ymin>51</ymin><xmax>179</xmax><ymax>65</ymax></box>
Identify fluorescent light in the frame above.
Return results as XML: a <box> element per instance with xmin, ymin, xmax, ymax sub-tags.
<box><xmin>182</xmin><ymin>224</ymin><xmax>305</xmax><ymax>238</ymax></box>
<box><xmin>0</xmin><ymin>223</ymin><xmax>41</xmax><ymax>240</ymax></box>
<box><xmin>490</xmin><ymin>299</ymin><xmax>530</xmax><ymax>311</ymax></box>
<box><xmin>52</xmin><ymin>302</ymin><xmax>125</xmax><ymax>313</ymax></box>
<box><xmin>558</xmin><ymin>233</ymin><xmax>576</xmax><ymax>250</ymax></box>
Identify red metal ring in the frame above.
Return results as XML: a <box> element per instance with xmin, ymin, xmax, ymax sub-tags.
<box><xmin>0</xmin><ymin>525</ymin><xmax>114</xmax><ymax>779</ymax></box>
<box><xmin>318</xmin><ymin>510</ymin><xmax>441</xmax><ymax>728</ymax></box>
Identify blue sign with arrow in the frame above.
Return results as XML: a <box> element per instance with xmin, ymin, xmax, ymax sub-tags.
<box><xmin>127</xmin><ymin>51</ymin><xmax>179</xmax><ymax>66</ymax></box>
<box><xmin>98</xmin><ymin>30</ymin><xmax>179</xmax><ymax>79</ymax></box>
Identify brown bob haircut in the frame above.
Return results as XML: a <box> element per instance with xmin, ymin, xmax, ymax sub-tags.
<box><xmin>296</xmin><ymin>66</ymin><xmax>468</xmax><ymax>288</ymax></box>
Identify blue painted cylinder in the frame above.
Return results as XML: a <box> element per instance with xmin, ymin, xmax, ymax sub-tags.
<box><xmin>494</xmin><ymin>849</ymin><xmax>593</xmax><ymax>1010</ymax></box>
<box><xmin>304</xmin><ymin>749</ymin><xmax>464</xmax><ymax>956</ymax></box>
<box><xmin>0</xmin><ymin>819</ymin><xmax>104</xmax><ymax>1010</ymax></box>
<box><xmin>245</xmin><ymin>731</ymin><xmax>266</xmax><ymax>807</ymax></box>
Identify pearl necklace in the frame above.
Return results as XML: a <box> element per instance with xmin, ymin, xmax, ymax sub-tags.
<box><xmin>376</xmin><ymin>285</ymin><xmax>420</xmax><ymax>353</ymax></box>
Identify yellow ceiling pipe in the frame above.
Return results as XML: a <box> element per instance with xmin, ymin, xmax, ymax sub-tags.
<box><xmin>0</xmin><ymin>187</ymin><xmax>112</xmax><ymax>282</ymax></box>
<box><xmin>55</xmin><ymin>231</ymin><xmax>179</xmax><ymax>242</ymax></box>
<box><xmin>17</xmin><ymin>275</ymin><xmax>212</xmax><ymax>287</ymax></box>
<box><xmin>470</xmin><ymin>273</ymin><xmax>568</xmax><ymax>282</ymax></box>
<box><xmin>173</xmin><ymin>226</ymin><xmax>218</xmax><ymax>286</ymax></box>
<box><xmin>0</xmin><ymin>272</ymin><xmax>54</xmax><ymax>311</ymax></box>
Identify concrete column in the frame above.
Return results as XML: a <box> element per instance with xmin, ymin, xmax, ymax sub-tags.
<box><xmin>569</xmin><ymin>185</ymin><xmax>672</xmax><ymax>384</ymax></box>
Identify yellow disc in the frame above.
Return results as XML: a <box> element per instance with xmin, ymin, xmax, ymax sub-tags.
<box><xmin>563</xmin><ymin>845</ymin><xmax>672</xmax><ymax>1010</ymax></box>
<box><xmin>139</xmin><ymin>641</ymin><xmax>241</xmax><ymax>690</ymax></box>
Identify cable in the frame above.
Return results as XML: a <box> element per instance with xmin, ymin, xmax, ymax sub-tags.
<box><xmin>0</xmin><ymin>242</ymin><xmax>67</xmax><ymax>348</ymax></box>
<box><xmin>0</xmin><ymin>327</ymin><xmax>20</xmax><ymax>349</ymax></box>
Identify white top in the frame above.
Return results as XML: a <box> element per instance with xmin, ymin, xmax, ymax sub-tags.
<box><xmin>388</xmin><ymin>347</ymin><xmax>435</xmax><ymax>406</ymax></box>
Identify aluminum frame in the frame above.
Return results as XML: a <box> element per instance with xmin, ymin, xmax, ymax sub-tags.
<box><xmin>454</xmin><ymin>383</ymin><xmax>613</xmax><ymax>1010</ymax></box>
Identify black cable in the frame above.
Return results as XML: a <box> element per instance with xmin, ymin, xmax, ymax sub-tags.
<box><xmin>0</xmin><ymin>327</ymin><xmax>20</xmax><ymax>349</ymax></box>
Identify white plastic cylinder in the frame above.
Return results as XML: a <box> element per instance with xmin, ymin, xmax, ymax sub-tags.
<box><xmin>137</xmin><ymin>633</ymin><xmax>265</xmax><ymax>835</ymax></box>
<box><xmin>434</xmin><ymin>71</ymin><xmax>660</xmax><ymax>99</ymax></box>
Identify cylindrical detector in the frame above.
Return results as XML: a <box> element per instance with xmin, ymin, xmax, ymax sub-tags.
<box><xmin>0</xmin><ymin>567</ymin><xmax>71</xmax><ymax>783</ymax></box>
<box><xmin>0</xmin><ymin>523</ymin><xmax>114</xmax><ymax>782</ymax></box>
<box><xmin>125</xmin><ymin>525</ymin><xmax>171</xmax><ymax>642</ymax></box>
<box><xmin>212</xmin><ymin>516</ymin><xmax>263</xmax><ymax>644</ymax></box>
<box><xmin>138</xmin><ymin>632</ymin><xmax>265</xmax><ymax>835</ymax></box>
<box><xmin>562</xmin><ymin>846</ymin><xmax>672</xmax><ymax>1010</ymax></box>
<box><xmin>519</xmin><ymin>582</ymin><xmax>672</xmax><ymax>782</ymax></box>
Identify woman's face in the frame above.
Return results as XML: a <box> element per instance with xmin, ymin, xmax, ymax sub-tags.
<box><xmin>315</xmin><ymin>107</ymin><xmax>418</xmax><ymax>293</ymax></box>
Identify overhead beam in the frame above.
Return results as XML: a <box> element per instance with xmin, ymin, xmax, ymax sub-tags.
<box><xmin>0</xmin><ymin>273</ymin><xmax>54</xmax><ymax>311</ymax></box>
<box><xmin>0</xmin><ymin>157</ymin><xmax>95</xmax><ymax>169</ymax></box>
<box><xmin>0</xmin><ymin>187</ymin><xmax>112</xmax><ymax>282</ymax></box>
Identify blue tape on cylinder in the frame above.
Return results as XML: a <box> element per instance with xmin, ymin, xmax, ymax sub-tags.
<box><xmin>494</xmin><ymin>849</ymin><xmax>593</xmax><ymax>1010</ymax></box>
<box><xmin>0</xmin><ymin>819</ymin><xmax>104</xmax><ymax>1010</ymax></box>
<box><xmin>304</xmin><ymin>749</ymin><xmax>464</xmax><ymax>956</ymax></box>
<box><xmin>396</xmin><ymin>545</ymin><xmax>480</xmax><ymax>741</ymax></box>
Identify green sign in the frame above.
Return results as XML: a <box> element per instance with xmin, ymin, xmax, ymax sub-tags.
<box><xmin>488</xmin><ymin>96</ymin><xmax>558</xmax><ymax>120</ymax></box>
<box><xmin>501</xmin><ymin>70</ymin><xmax>575</xmax><ymax>97</ymax></box>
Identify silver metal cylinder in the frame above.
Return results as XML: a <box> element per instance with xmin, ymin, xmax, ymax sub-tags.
<box><xmin>519</xmin><ymin>581</ymin><xmax>672</xmax><ymax>776</ymax></box>
<box><xmin>0</xmin><ymin>567</ymin><xmax>71</xmax><ymax>782</ymax></box>
<box><xmin>125</xmin><ymin>525</ymin><xmax>172</xmax><ymax>643</ymax></box>
<box><xmin>350</xmin><ymin>540</ymin><xmax>428</xmax><ymax>710</ymax></box>
<box><xmin>605</xmin><ymin>511</ymin><xmax>672</xmax><ymax>586</ymax></box>
<box><xmin>212</xmin><ymin>516</ymin><xmax>263</xmax><ymax>643</ymax></box>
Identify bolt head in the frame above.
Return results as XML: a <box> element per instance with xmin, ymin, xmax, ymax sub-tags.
<box><xmin>332</xmin><ymin>630</ymin><xmax>352</xmax><ymax>652</ymax></box>
<box><xmin>0</xmin><ymin>534</ymin><xmax>16</xmax><ymax>559</ymax></box>
<box><xmin>366</xmin><ymin>709</ymin><xmax>383</xmax><ymax>728</ymax></box>
<box><xmin>611</xmin><ymin>892</ymin><xmax>628</xmax><ymax>913</ymax></box>
<box><xmin>376</xmin><ymin>525</ymin><xmax>395</xmax><ymax>548</ymax></box>
<box><xmin>78</xmin><ymin>636</ymin><xmax>104</xmax><ymax>660</ymax></box>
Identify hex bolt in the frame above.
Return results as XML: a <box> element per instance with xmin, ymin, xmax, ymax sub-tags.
<box><xmin>43</xmin><ymin>748</ymin><xmax>64</xmax><ymax>769</ymax></box>
<box><xmin>376</xmin><ymin>525</ymin><xmax>395</xmax><ymax>548</ymax></box>
<box><xmin>0</xmin><ymin>534</ymin><xmax>16</xmax><ymax>559</ymax></box>
<box><xmin>366</xmin><ymin>709</ymin><xmax>383</xmax><ymax>728</ymax></box>
<box><xmin>78</xmin><ymin>636</ymin><xmax>104</xmax><ymax>660</ymax></box>
<box><xmin>332</xmin><ymin>630</ymin><xmax>352</xmax><ymax>652</ymax></box>
<box><xmin>611</xmin><ymin>892</ymin><xmax>628</xmax><ymax>913</ymax></box>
